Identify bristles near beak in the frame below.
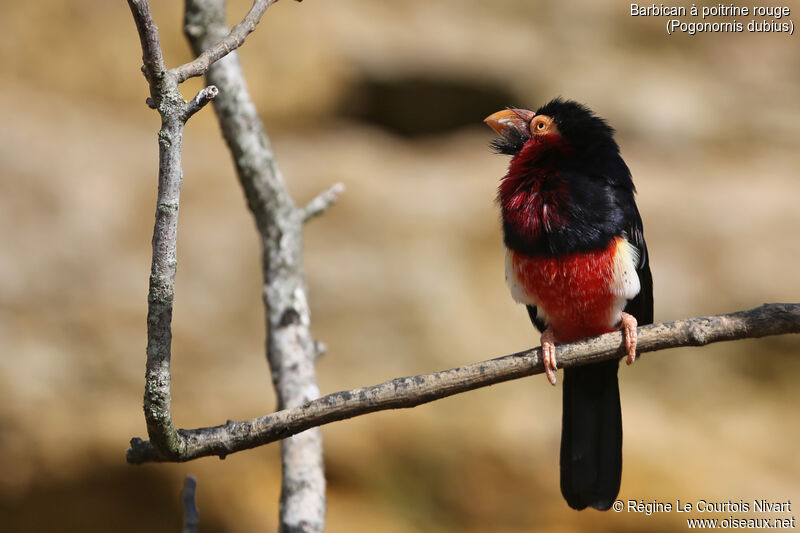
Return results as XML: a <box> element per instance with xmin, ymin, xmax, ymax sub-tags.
<box><xmin>484</xmin><ymin>108</ymin><xmax>535</xmax><ymax>141</ymax></box>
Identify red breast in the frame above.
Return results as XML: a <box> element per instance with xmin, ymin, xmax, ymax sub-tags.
<box><xmin>506</xmin><ymin>237</ymin><xmax>640</xmax><ymax>341</ymax></box>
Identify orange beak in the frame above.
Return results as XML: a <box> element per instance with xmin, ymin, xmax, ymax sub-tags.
<box><xmin>484</xmin><ymin>108</ymin><xmax>535</xmax><ymax>141</ymax></box>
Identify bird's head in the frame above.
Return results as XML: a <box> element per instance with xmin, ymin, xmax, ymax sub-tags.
<box><xmin>485</xmin><ymin>98</ymin><xmax>619</xmax><ymax>162</ymax></box>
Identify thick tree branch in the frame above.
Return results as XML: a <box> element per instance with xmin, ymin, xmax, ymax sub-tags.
<box><xmin>127</xmin><ymin>302</ymin><xmax>800</xmax><ymax>464</ymax></box>
<box><xmin>184</xmin><ymin>0</ymin><xmax>326</xmax><ymax>531</ymax></box>
<box><xmin>174</xmin><ymin>0</ymin><xmax>279</xmax><ymax>84</ymax></box>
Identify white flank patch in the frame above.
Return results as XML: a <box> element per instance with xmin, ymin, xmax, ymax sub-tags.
<box><xmin>605</xmin><ymin>238</ymin><xmax>641</xmax><ymax>327</ymax></box>
<box><xmin>505</xmin><ymin>248</ymin><xmax>537</xmax><ymax>306</ymax></box>
<box><xmin>611</xmin><ymin>238</ymin><xmax>641</xmax><ymax>299</ymax></box>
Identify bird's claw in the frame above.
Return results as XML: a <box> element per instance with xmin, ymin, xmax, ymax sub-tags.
<box><xmin>540</xmin><ymin>328</ymin><xmax>558</xmax><ymax>386</ymax></box>
<box><xmin>621</xmin><ymin>312</ymin><xmax>638</xmax><ymax>365</ymax></box>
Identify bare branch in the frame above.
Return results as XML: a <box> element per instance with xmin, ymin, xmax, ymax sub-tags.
<box><xmin>174</xmin><ymin>0</ymin><xmax>279</xmax><ymax>84</ymax></box>
<box><xmin>127</xmin><ymin>0</ymin><xmax>168</xmax><ymax>88</ymax></box>
<box><xmin>182</xmin><ymin>85</ymin><xmax>219</xmax><ymax>121</ymax></box>
<box><xmin>126</xmin><ymin>302</ymin><xmax>800</xmax><ymax>464</ymax></box>
<box><xmin>302</xmin><ymin>183</ymin><xmax>345</xmax><ymax>223</ymax></box>
<box><xmin>182</xmin><ymin>475</ymin><xmax>199</xmax><ymax>533</ymax></box>
<box><xmin>184</xmin><ymin>0</ymin><xmax>325</xmax><ymax>530</ymax></box>
<box><xmin>127</xmin><ymin>0</ymin><xmax>219</xmax><ymax>461</ymax></box>
<box><xmin>129</xmin><ymin>0</ymin><xmax>325</xmax><ymax>526</ymax></box>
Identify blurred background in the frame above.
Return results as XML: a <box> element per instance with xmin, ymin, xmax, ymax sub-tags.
<box><xmin>1</xmin><ymin>0</ymin><xmax>799</xmax><ymax>531</ymax></box>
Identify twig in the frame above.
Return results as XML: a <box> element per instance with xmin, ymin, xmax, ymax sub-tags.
<box><xmin>182</xmin><ymin>475</ymin><xmax>199</xmax><ymax>533</ymax></box>
<box><xmin>127</xmin><ymin>0</ymin><xmax>167</xmax><ymax>94</ymax></box>
<box><xmin>183</xmin><ymin>1</ymin><xmax>326</xmax><ymax>531</ymax></box>
<box><xmin>183</xmin><ymin>85</ymin><xmax>219</xmax><ymax>121</ymax></box>
<box><xmin>173</xmin><ymin>0</ymin><xmax>279</xmax><ymax>84</ymax></box>
<box><xmin>302</xmin><ymin>182</ymin><xmax>345</xmax><ymax>223</ymax></box>
<box><xmin>126</xmin><ymin>302</ymin><xmax>800</xmax><ymax>464</ymax></box>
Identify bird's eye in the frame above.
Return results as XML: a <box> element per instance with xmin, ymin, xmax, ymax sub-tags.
<box><xmin>537</xmin><ymin>122</ymin><xmax>545</xmax><ymax>130</ymax></box>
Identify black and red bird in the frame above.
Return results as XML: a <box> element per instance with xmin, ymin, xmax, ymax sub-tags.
<box><xmin>484</xmin><ymin>99</ymin><xmax>653</xmax><ymax>511</ymax></box>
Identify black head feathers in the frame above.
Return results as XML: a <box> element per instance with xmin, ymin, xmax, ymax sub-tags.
<box><xmin>535</xmin><ymin>98</ymin><xmax>619</xmax><ymax>154</ymax></box>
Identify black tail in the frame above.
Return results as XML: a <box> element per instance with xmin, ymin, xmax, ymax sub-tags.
<box><xmin>560</xmin><ymin>359</ymin><xmax>622</xmax><ymax>510</ymax></box>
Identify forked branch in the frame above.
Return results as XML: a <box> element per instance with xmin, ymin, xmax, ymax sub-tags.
<box><xmin>175</xmin><ymin>0</ymin><xmax>279</xmax><ymax>83</ymax></box>
<box><xmin>128</xmin><ymin>0</ymin><xmax>328</xmax><ymax>529</ymax></box>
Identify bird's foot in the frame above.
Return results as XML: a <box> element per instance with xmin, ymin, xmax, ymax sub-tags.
<box><xmin>621</xmin><ymin>312</ymin><xmax>638</xmax><ymax>365</ymax></box>
<box><xmin>540</xmin><ymin>327</ymin><xmax>558</xmax><ymax>386</ymax></box>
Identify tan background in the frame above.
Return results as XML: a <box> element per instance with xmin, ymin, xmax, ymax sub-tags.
<box><xmin>1</xmin><ymin>1</ymin><xmax>799</xmax><ymax>531</ymax></box>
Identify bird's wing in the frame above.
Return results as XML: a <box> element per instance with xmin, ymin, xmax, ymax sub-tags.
<box><xmin>525</xmin><ymin>304</ymin><xmax>548</xmax><ymax>333</ymax></box>
<box><xmin>623</xmin><ymin>209</ymin><xmax>654</xmax><ymax>326</ymax></box>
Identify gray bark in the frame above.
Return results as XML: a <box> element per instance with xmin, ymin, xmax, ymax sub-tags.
<box><xmin>127</xmin><ymin>0</ymin><xmax>218</xmax><ymax>460</ymax></box>
<box><xmin>127</xmin><ymin>0</ymin><xmax>327</xmax><ymax>530</ymax></box>
<box><xmin>184</xmin><ymin>1</ymin><xmax>326</xmax><ymax>531</ymax></box>
<box><xmin>127</xmin><ymin>302</ymin><xmax>800</xmax><ymax>464</ymax></box>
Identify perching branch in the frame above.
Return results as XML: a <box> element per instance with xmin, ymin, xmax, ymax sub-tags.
<box><xmin>127</xmin><ymin>302</ymin><xmax>800</xmax><ymax>464</ymax></box>
<box><xmin>184</xmin><ymin>0</ymin><xmax>328</xmax><ymax>531</ymax></box>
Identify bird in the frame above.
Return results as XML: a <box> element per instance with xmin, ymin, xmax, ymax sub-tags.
<box><xmin>484</xmin><ymin>98</ymin><xmax>653</xmax><ymax>511</ymax></box>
